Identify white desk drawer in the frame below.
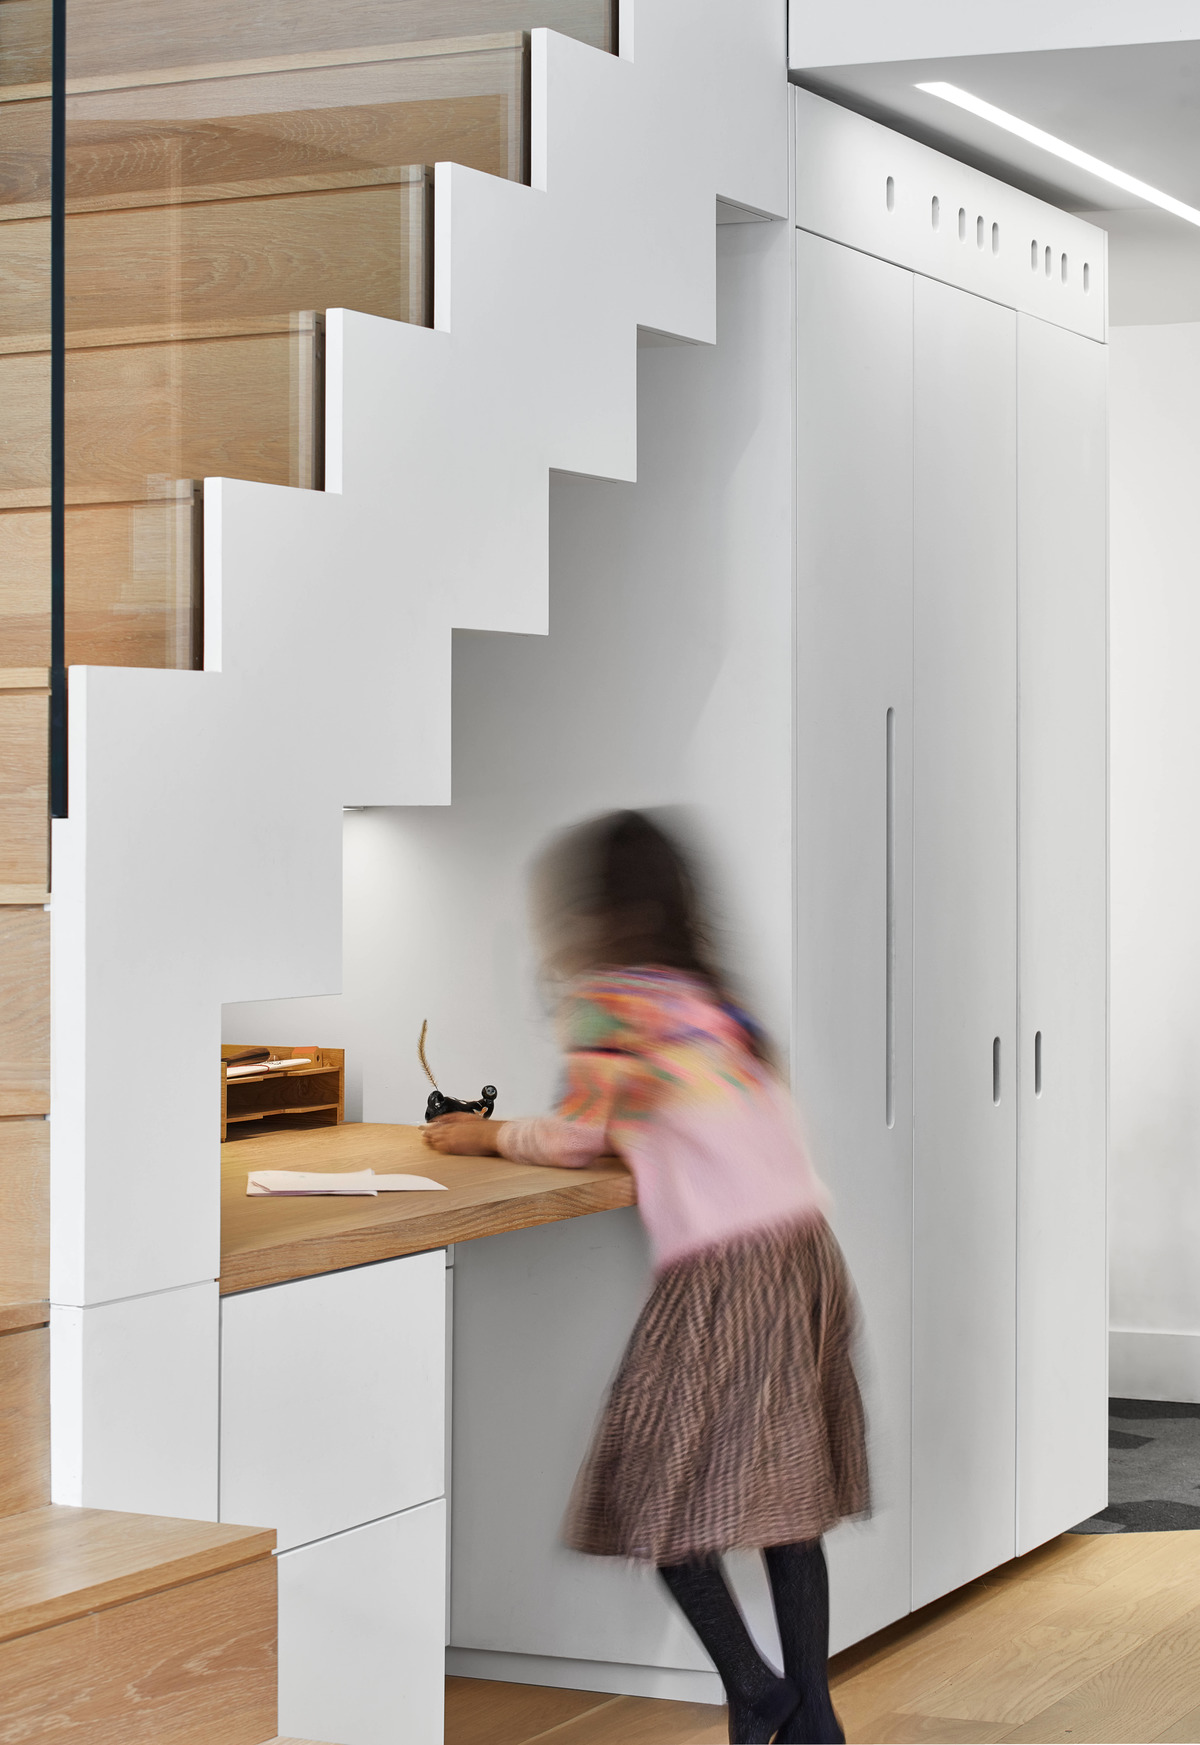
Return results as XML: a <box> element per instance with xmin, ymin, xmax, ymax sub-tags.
<box><xmin>220</xmin><ymin>1249</ymin><xmax>444</xmax><ymax>1551</ymax></box>
<box><xmin>278</xmin><ymin>1498</ymin><xmax>446</xmax><ymax>1745</ymax></box>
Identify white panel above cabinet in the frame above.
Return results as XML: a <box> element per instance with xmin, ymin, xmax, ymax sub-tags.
<box><xmin>794</xmin><ymin>228</ymin><xmax>915</xmax><ymax>1649</ymax></box>
<box><xmin>912</xmin><ymin>275</ymin><xmax>1019</xmax><ymax>1608</ymax></box>
<box><xmin>795</xmin><ymin>89</ymin><xmax>1106</xmax><ymax>342</ymax></box>
<box><xmin>220</xmin><ymin>1250</ymin><xmax>445</xmax><ymax>1552</ymax></box>
<box><xmin>1015</xmin><ymin>314</ymin><xmax>1109</xmax><ymax>1552</ymax></box>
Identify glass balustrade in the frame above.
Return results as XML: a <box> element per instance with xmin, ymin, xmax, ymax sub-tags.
<box><xmin>1</xmin><ymin>0</ymin><xmax>615</xmax><ymax>705</ymax></box>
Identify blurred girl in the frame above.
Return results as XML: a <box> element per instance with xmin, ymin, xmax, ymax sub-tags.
<box><xmin>425</xmin><ymin>810</ymin><xmax>868</xmax><ymax>1745</ymax></box>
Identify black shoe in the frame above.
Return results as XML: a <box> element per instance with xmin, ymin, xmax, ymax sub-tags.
<box><xmin>727</xmin><ymin>1675</ymin><xmax>801</xmax><ymax>1743</ymax></box>
<box><xmin>773</xmin><ymin>1693</ymin><xmax>846</xmax><ymax>1745</ymax></box>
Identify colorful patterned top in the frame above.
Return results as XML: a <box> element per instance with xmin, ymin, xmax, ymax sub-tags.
<box><xmin>496</xmin><ymin>967</ymin><xmax>827</xmax><ymax>1270</ymax></box>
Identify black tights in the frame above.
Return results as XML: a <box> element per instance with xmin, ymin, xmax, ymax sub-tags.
<box><xmin>659</xmin><ymin>1541</ymin><xmax>844</xmax><ymax>1745</ymax></box>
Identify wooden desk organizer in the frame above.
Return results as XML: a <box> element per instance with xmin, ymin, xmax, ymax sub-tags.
<box><xmin>221</xmin><ymin>1045</ymin><xmax>345</xmax><ymax>1142</ymax></box>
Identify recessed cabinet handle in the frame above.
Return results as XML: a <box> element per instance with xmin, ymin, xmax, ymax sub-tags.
<box><xmin>992</xmin><ymin>1037</ymin><xmax>1001</xmax><ymax>1105</ymax></box>
<box><xmin>1035</xmin><ymin>1030</ymin><xmax>1042</xmax><ymax>1097</ymax></box>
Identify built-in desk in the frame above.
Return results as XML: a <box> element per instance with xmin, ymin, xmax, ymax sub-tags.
<box><xmin>215</xmin><ymin>1121</ymin><xmax>634</xmax><ymax>1745</ymax></box>
<box><xmin>220</xmin><ymin>1121</ymin><xmax>634</xmax><ymax>1293</ymax></box>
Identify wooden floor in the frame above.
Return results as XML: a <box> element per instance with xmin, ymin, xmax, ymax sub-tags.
<box><xmin>446</xmin><ymin>1531</ymin><xmax>1200</xmax><ymax>1744</ymax></box>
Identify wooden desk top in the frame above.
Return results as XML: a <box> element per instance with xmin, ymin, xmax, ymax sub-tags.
<box><xmin>220</xmin><ymin>1122</ymin><xmax>635</xmax><ymax>1295</ymax></box>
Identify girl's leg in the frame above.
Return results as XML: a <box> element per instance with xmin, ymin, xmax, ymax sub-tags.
<box><xmin>659</xmin><ymin>1559</ymin><xmax>798</xmax><ymax>1745</ymax></box>
<box><xmin>762</xmin><ymin>1540</ymin><xmax>844</xmax><ymax>1745</ymax></box>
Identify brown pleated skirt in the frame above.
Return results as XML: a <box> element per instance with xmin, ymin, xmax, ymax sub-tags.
<box><xmin>564</xmin><ymin>1214</ymin><xmax>870</xmax><ymax>1565</ymax></box>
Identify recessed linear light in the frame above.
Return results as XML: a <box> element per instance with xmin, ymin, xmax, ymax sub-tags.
<box><xmin>916</xmin><ymin>80</ymin><xmax>1200</xmax><ymax>229</ymax></box>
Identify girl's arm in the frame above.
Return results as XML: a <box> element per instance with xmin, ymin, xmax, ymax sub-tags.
<box><xmin>423</xmin><ymin>983</ymin><xmax>632</xmax><ymax>1167</ymax></box>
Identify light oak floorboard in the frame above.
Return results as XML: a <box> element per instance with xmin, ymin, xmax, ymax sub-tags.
<box><xmin>445</xmin><ymin>1677</ymin><xmax>612</xmax><ymax>1745</ymax></box>
<box><xmin>449</xmin><ymin>1535</ymin><xmax>1200</xmax><ymax>1745</ymax></box>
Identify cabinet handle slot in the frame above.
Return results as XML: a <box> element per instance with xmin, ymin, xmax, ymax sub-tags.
<box><xmin>992</xmin><ymin>1036</ymin><xmax>1001</xmax><ymax>1105</ymax></box>
<box><xmin>1035</xmin><ymin>1029</ymin><xmax>1042</xmax><ymax>1097</ymax></box>
<box><xmin>885</xmin><ymin>707</ymin><xmax>895</xmax><ymax>1128</ymax></box>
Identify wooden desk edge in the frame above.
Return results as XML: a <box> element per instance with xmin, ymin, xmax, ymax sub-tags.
<box><xmin>220</xmin><ymin>1168</ymin><xmax>636</xmax><ymax>1295</ymax></box>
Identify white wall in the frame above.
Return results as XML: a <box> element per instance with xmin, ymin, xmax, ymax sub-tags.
<box><xmin>789</xmin><ymin>0</ymin><xmax>1200</xmax><ymax>69</ymax></box>
<box><xmin>227</xmin><ymin>221</ymin><xmax>796</xmax><ymax>1121</ymax></box>
<box><xmin>1109</xmin><ymin>321</ymin><xmax>1200</xmax><ymax>1401</ymax></box>
<box><xmin>229</xmin><ymin>212</ymin><xmax>796</xmax><ymax>1688</ymax></box>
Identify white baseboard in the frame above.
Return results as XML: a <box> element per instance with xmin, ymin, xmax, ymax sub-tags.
<box><xmin>444</xmin><ymin>1646</ymin><xmax>724</xmax><ymax>1705</ymax></box>
<box><xmin>1110</xmin><ymin>1328</ymin><xmax>1200</xmax><ymax>1403</ymax></box>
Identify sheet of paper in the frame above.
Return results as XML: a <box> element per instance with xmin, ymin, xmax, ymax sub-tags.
<box><xmin>372</xmin><ymin>1174</ymin><xmax>449</xmax><ymax>1192</ymax></box>
<box><xmin>246</xmin><ymin>1169</ymin><xmax>378</xmax><ymax>1196</ymax></box>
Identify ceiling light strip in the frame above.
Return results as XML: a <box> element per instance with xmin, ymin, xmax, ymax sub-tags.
<box><xmin>917</xmin><ymin>80</ymin><xmax>1200</xmax><ymax>229</ymax></box>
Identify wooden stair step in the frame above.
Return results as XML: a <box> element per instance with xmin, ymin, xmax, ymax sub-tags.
<box><xmin>0</xmin><ymin>1300</ymin><xmax>48</xmax><ymax>1336</ymax></box>
<box><xmin>0</xmin><ymin>1504</ymin><xmax>275</xmax><ymax>1644</ymax></box>
<box><xmin>0</xmin><ymin>1506</ymin><xmax>277</xmax><ymax>1743</ymax></box>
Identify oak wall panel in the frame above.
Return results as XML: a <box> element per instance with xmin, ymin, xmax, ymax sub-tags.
<box><xmin>0</xmin><ymin>687</ymin><xmax>47</xmax><ymax>888</ymax></box>
<box><xmin>0</xmin><ymin>907</ymin><xmax>48</xmax><ymax>1114</ymax></box>
<box><xmin>0</xmin><ymin>1553</ymin><xmax>277</xmax><ymax>1742</ymax></box>
<box><xmin>64</xmin><ymin>98</ymin><xmax>503</xmax><ymax>203</ymax></box>
<box><xmin>63</xmin><ymin>0</ymin><xmax>614</xmax><ymax>75</ymax></box>
<box><xmin>0</xmin><ymin>0</ymin><xmax>51</xmax><ymax>87</ymax></box>
<box><xmin>0</xmin><ymin>511</ymin><xmax>49</xmax><ymax>666</ymax></box>
<box><xmin>0</xmin><ymin>1326</ymin><xmax>49</xmax><ymax>1515</ymax></box>
<box><xmin>64</xmin><ymin>177</ymin><xmax>428</xmax><ymax>334</ymax></box>
<box><xmin>0</xmin><ymin>1117</ymin><xmax>47</xmax><ymax>1301</ymax></box>
<box><xmin>0</xmin><ymin>504</ymin><xmax>199</xmax><ymax>669</ymax></box>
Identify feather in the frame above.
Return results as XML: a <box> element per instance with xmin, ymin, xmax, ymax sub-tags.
<box><xmin>418</xmin><ymin>1019</ymin><xmax>439</xmax><ymax>1090</ymax></box>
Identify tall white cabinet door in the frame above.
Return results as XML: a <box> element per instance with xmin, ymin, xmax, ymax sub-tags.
<box><xmin>795</xmin><ymin>229</ymin><xmax>914</xmax><ymax>1646</ymax></box>
<box><xmin>1015</xmin><ymin>315</ymin><xmax>1108</xmax><ymax>1552</ymax></box>
<box><xmin>913</xmin><ymin>276</ymin><xmax>1018</xmax><ymax>1607</ymax></box>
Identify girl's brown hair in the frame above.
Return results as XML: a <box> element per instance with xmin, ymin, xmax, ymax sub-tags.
<box><xmin>534</xmin><ymin>810</ymin><xmax>770</xmax><ymax>1060</ymax></box>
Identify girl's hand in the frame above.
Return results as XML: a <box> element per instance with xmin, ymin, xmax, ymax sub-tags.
<box><xmin>422</xmin><ymin>1113</ymin><xmax>504</xmax><ymax>1157</ymax></box>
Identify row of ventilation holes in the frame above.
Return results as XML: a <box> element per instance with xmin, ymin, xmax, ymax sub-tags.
<box><xmin>884</xmin><ymin>177</ymin><xmax>1091</xmax><ymax>293</ymax></box>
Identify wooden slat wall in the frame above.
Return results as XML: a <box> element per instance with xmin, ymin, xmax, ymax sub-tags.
<box><xmin>0</xmin><ymin>1119</ymin><xmax>48</xmax><ymax>1301</ymax></box>
<box><xmin>0</xmin><ymin>1</ymin><xmax>51</xmax><ymax>88</ymax></box>
<box><xmin>0</xmin><ymin>1326</ymin><xmax>49</xmax><ymax>1515</ymax></box>
<box><xmin>61</xmin><ymin>0</ymin><xmax>615</xmax><ymax>74</ymax></box>
<box><xmin>0</xmin><ymin>513</ymin><xmax>48</xmax><ymax>667</ymax></box>
<box><xmin>0</xmin><ymin>681</ymin><xmax>47</xmax><ymax>891</ymax></box>
<box><xmin>0</xmin><ymin>908</ymin><xmax>48</xmax><ymax>1116</ymax></box>
<box><xmin>3</xmin><ymin>173</ymin><xmax>429</xmax><ymax>339</ymax></box>
<box><xmin>64</xmin><ymin>99</ymin><xmax>506</xmax><ymax>205</ymax></box>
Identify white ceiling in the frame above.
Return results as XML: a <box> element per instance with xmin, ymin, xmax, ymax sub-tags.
<box><xmin>794</xmin><ymin>40</ymin><xmax>1200</xmax><ymax>323</ymax></box>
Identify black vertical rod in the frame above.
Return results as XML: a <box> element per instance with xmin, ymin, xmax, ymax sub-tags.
<box><xmin>49</xmin><ymin>0</ymin><xmax>67</xmax><ymax>816</ymax></box>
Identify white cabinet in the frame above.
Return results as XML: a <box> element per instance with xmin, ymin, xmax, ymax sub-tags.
<box><xmin>1014</xmin><ymin>315</ymin><xmax>1109</xmax><ymax>1551</ymax></box>
<box><xmin>794</xmin><ymin>228</ymin><xmax>914</xmax><ymax>1647</ymax></box>
<box><xmin>912</xmin><ymin>276</ymin><xmax>1019</xmax><ymax>1606</ymax></box>
<box><xmin>796</xmin><ymin>189</ymin><xmax>1106</xmax><ymax>1631</ymax></box>
<box><xmin>278</xmin><ymin>1498</ymin><xmax>446</xmax><ymax>1745</ymax></box>
<box><xmin>220</xmin><ymin>1250</ymin><xmax>445</xmax><ymax>1551</ymax></box>
<box><xmin>220</xmin><ymin>1250</ymin><xmax>447</xmax><ymax>1745</ymax></box>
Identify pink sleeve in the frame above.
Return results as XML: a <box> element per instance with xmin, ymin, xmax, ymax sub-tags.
<box><xmin>497</xmin><ymin>1115</ymin><xmax>608</xmax><ymax>1169</ymax></box>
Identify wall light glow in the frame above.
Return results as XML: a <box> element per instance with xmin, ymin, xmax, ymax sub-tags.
<box><xmin>917</xmin><ymin>80</ymin><xmax>1200</xmax><ymax>229</ymax></box>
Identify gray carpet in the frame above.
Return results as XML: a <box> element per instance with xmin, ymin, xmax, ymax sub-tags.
<box><xmin>1071</xmin><ymin>1398</ymin><xmax>1200</xmax><ymax>1533</ymax></box>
